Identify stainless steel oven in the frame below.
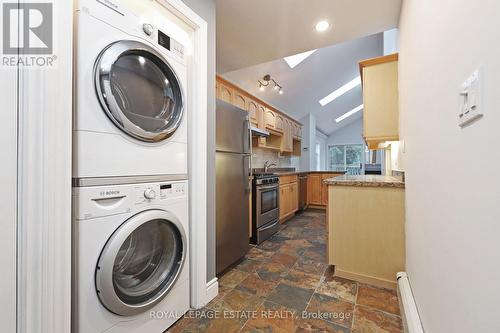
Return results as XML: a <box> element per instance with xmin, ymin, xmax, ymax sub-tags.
<box><xmin>252</xmin><ymin>174</ymin><xmax>280</xmax><ymax>244</ymax></box>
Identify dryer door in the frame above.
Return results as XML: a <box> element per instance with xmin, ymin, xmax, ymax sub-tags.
<box><xmin>96</xmin><ymin>210</ymin><xmax>187</xmax><ymax>316</ymax></box>
<box><xmin>95</xmin><ymin>40</ymin><xmax>185</xmax><ymax>142</ymax></box>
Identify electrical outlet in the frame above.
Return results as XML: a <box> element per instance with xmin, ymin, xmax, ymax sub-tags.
<box><xmin>459</xmin><ymin>68</ymin><xmax>483</xmax><ymax>127</ymax></box>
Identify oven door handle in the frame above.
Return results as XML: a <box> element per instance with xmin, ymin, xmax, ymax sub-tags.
<box><xmin>259</xmin><ymin>220</ymin><xmax>279</xmax><ymax>231</ymax></box>
<box><xmin>256</xmin><ymin>184</ymin><xmax>279</xmax><ymax>191</ymax></box>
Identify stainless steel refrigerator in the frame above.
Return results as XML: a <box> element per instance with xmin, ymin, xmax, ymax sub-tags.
<box><xmin>216</xmin><ymin>100</ymin><xmax>251</xmax><ymax>274</ymax></box>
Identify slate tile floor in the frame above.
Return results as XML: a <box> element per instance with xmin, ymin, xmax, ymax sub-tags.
<box><xmin>168</xmin><ymin>210</ymin><xmax>403</xmax><ymax>333</ymax></box>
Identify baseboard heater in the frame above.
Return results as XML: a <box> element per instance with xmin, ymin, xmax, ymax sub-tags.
<box><xmin>397</xmin><ymin>272</ymin><xmax>425</xmax><ymax>333</ymax></box>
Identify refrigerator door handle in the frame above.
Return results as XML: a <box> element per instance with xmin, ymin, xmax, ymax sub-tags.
<box><xmin>243</xmin><ymin>118</ymin><xmax>250</xmax><ymax>153</ymax></box>
<box><xmin>243</xmin><ymin>154</ymin><xmax>251</xmax><ymax>192</ymax></box>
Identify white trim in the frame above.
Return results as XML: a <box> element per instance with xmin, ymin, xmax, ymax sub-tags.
<box><xmin>205</xmin><ymin>278</ymin><xmax>219</xmax><ymax>303</ymax></box>
<box><xmin>154</xmin><ymin>0</ymin><xmax>211</xmax><ymax>308</ymax></box>
<box><xmin>397</xmin><ymin>272</ymin><xmax>425</xmax><ymax>333</ymax></box>
<box><xmin>0</xmin><ymin>5</ymin><xmax>19</xmax><ymax>331</ymax></box>
<box><xmin>16</xmin><ymin>1</ymin><xmax>73</xmax><ymax>332</ymax></box>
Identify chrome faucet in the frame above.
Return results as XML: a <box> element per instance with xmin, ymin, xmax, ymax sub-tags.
<box><xmin>264</xmin><ymin>161</ymin><xmax>277</xmax><ymax>173</ymax></box>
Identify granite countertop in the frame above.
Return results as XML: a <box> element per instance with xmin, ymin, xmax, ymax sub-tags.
<box><xmin>324</xmin><ymin>175</ymin><xmax>405</xmax><ymax>188</ymax></box>
<box><xmin>252</xmin><ymin>168</ymin><xmax>346</xmax><ymax>176</ymax></box>
<box><xmin>274</xmin><ymin>170</ymin><xmax>347</xmax><ymax>176</ymax></box>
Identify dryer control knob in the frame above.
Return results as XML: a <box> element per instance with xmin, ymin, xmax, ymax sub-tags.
<box><xmin>144</xmin><ymin>188</ymin><xmax>156</xmax><ymax>200</ymax></box>
<box><xmin>143</xmin><ymin>23</ymin><xmax>154</xmax><ymax>36</ymax></box>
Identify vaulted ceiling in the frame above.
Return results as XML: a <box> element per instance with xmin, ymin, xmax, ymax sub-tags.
<box><xmin>223</xmin><ymin>33</ymin><xmax>384</xmax><ymax>135</ymax></box>
<box><xmin>216</xmin><ymin>0</ymin><xmax>401</xmax><ymax>73</ymax></box>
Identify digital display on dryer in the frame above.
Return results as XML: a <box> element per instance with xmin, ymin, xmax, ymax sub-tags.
<box><xmin>158</xmin><ymin>30</ymin><xmax>171</xmax><ymax>51</ymax></box>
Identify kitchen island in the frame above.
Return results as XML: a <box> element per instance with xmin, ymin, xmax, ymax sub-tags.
<box><xmin>325</xmin><ymin>175</ymin><xmax>405</xmax><ymax>289</ymax></box>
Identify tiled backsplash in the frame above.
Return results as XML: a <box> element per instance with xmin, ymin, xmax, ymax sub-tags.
<box><xmin>251</xmin><ymin>147</ymin><xmax>299</xmax><ymax>169</ymax></box>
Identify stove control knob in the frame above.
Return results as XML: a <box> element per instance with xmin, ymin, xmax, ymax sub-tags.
<box><xmin>143</xmin><ymin>23</ymin><xmax>154</xmax><ymax>36</ymax></box>
<box><xmin>144</xmin><ymin>188</ymin><xmax>156</xmax><ymax>200</ymax></box>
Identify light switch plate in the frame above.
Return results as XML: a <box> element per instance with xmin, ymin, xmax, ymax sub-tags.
<box><xmin>459</xmin><ymin>68</ymin><xmax>483</xmax><ymax>127</ymax></box>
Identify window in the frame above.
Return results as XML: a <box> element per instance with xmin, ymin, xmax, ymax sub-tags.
<box><xmin>315</xmin><ymin>142</ymin><xmax>321</xmax><ymax>171</ymax></box>
<box><xmin>328</xmin><ymin>144</ymin><xmax>363</xmax><ymax>175</ymax></box>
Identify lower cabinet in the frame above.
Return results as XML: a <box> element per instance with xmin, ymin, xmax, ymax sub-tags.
<box><xmin>307</xmin><ymin>174</ymin><xmax>323</xmax><ymax>205</ymax></box>
<box><xmin>308</xmin><ymin>173</ymin><xmax>345</xmax><ymax>207</ymax></box>
<box><xmin>279</xmin><ymin>176</ymin><xmax>298</xmax><ymax>222</ymax></box>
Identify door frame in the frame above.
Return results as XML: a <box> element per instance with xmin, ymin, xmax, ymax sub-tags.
<box><xmin>155</xmin><ymin>0</ymin><xmax>211</xmax><ymax>309</ymax></box>
<box><xmin>0</xmin><ymin>1</ymin><xmax>19</xmax><ymax>330</ymax></box>
<box><xmin>13</xmin><ymin>1</ymin><xmax>210</xmax><ymax>332</ymax></box>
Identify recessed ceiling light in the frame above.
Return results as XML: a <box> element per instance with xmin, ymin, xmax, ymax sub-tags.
<box><xmin>315</xmin><ymin>20</ymin><xmax>330</xmax><ymax>32</ymax></box>
<box><xmin>335</xmin><ymin>104</ymin><xmax>364</xmax><ymax>123</ymax></box>
<box><xmin>284</xmin><ymin>49</ymin><xmax>317</xmax><ymax>69</ymax></box>
<box><xmin>319</xmin><ymin>76</ymin><xmax>361</xmax><ymax>106</ymax></box>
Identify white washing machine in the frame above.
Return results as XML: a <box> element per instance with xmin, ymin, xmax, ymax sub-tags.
<box><xmin>74</xmin><ymin>0</ymin><xmax>189</xmax><ymax>180</ymax></box>
<box><xmin>72</xmin><ymin>180</ymin><xmax>190</xmax><ymax>333</ymax></box>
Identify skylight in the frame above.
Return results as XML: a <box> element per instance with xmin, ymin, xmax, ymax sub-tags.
<box><xmin>319</xmin><ymin>76</ymin><xmax>361</xmax><ymax>106</ymax></box>
<box><xmin>284</xmin><ymin>49</ymin><xmax>317</xmax><ymax>69</ymax></box>
<box><xmin>335</xmin><ymin>104</ymin><xmax>364</xmax><ymax>123</ymax></box>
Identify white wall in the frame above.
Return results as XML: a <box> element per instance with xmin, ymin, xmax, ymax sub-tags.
<box><xmin>383</xmin><ymin>28</ymin><xmax>399</xmax><ymax>55</ymax></box>
<box><xmin>316</xmin><ymin>131</ymin><xmax>328</xmax><ymax>171</ymax></box>
<box><xmin>327</xmin><ymin>118</ymin><xmax>364</xmax><ymax>146</ymax></box>
<box><xmin>399</xmin><ymin>1</ymin><xmax>500</xmax><ymax>332</ymax></box>
<box><xmin>299</xmin><ymin>114</ymin><xmax>317</xmax><ymax>171</ymax></box>
<box><xmin>180</xmin><ymin>0</ymin><xmax>216</xmax><ymax>281</ymax></box>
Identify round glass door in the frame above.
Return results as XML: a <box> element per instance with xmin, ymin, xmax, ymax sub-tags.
<box><xmin>96</xmin><ymin>210</ymin><xmax>186</xmax><ymax>316</ymax></box>
<box><xmin>95</xmin><ymin>40</ymin><xmax>184</xmax><ymax>142</ymax></box>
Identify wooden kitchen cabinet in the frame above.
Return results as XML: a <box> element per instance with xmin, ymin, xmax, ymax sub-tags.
<box><xmin>290</xmin><ymin>182</ymin><xmax>298</xmax><ymax>212</ymax></box>
<box><xmin>217</xmin><ymin>80</ymin><xmax>234</xmax><ymax>104</ymax></box>
<box><xmin>280</xmin><ymin>119</ymin><xmax>293</xmax><ymax>153</ymax></box>
<box><xmin>321</xmin><ymin>174</ymin><xmax>333</xmax><ymax>205</ymax></box>
<box><xmin>233</xmin><ymin>90</ymin><xmax>247</xmax><ymax>110</ymax></box>
<box><xmin>279</xmin><ymin>175</ymin><xmax>298</xmax><ymax>222</ymax></box>
<box><xmin>216</xmin><ymin>75</ymin><xmax>302</xmax><ymax>155</ymax></box>
<box><xmin>264</xmin><ymin>108</ymin><xmax>276</xmax><ymax>130</ymax></box>
<box><xmin>359</xmin><ymin>54</ymin><xmax>399</xmax><ymax>149</ymax></box>
<box><xmin>275</xmin><ymin>114</ymin><xmax>284</xmax><ymax>133</ymax></box>
<box><xmin>247</xmin><ymin>99</ymin><xmax>260</xmax><ymax>126</ymax></box>
<box><xmin>308</xmin><ymin>173</ymin><xmax>345</xmax><ymax>207</ymax></box>
<box><xmin>307</xmin><ymin>174</ymin><xmax>323</xmax><ymax>205</ymax></box>
<box><xmin>327</xmin><ymin>183</ymin><xmax>405</xmax><ymax>289</ymax></box>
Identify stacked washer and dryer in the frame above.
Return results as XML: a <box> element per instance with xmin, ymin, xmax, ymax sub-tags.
<box><xmin>72</xmin><ymin>0</ymin><xmax>191</xmax><ymax>332</ymax></box>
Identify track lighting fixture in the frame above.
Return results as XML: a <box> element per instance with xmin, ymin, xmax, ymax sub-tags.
<box><xmin>258</xmin><ymin>74</ymin><xmax>283</xmax><ymax>95</ymax></box>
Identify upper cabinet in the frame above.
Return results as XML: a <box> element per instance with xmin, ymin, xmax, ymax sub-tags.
<box><xmin>280</xmin><ymin>119</ymin><xmax>293</xmax><ymax>153</ymax></box>
<box><xmin>264</xmin><ymin>108</ymin><xmax>276</xmax><ymax>130</ymax></box>
<box><xmin>275</xmin><ymin>114</ymin><xmax>284</xmax><ymax>133</ymax></box>
<box><xmin>217</xmin><ymin>80</ymin><xmax>234</xmax><ymax>104</ymax></box>
<box><xmin>359</xmin><ymin>54</ymin><xmax>399</xmax><ymax>149</ymax></box>
<box><xmin>216</xmin><ymin>75</ymin><xmax>302</xmax><ymax>155</ymax></box>
<box><xmin>233</xmin><ymin>91</ymin><xmax>247</xmax><ymax>110</ymax></box>
<box><xmin>292</xmin><ymin>122</ymin><xmax>302</xmax><ymax>140</ymax></box>
<box><xmin>247</xmin><ymin>99</ymin><xmax>260</xmax><ymax>127</ymax></box>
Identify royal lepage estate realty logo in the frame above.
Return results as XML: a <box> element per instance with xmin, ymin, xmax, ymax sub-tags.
<box><xmin>2</xmin><ymin>1</ymin><xmax>57</xmax><ymax>67</ymax></box>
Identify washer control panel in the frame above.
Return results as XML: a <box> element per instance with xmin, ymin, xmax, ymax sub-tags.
<box><xmin>135</xmin><ymin>180</ymin><xmax>187</xmax><ymax>205</ymax></box>
<box><xmin>142</xmin><ymin>23</ymin><xmax>154</xmax><ymax>36</ymax></box>
<box><xmin>74</xmin><ymin>180</ymin><xmax>188</xmax><ymax>221</ymax></box>
<box><xmin>143</xmin><ymin>188</ymin><xmax>157</xmax><ymax>200</ymax></box>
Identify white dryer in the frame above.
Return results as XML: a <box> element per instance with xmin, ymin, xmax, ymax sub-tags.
<box><xmin>74</xmin><ymin>0</ymin><xmax>189</xmax><ymax>179</ymax></box>
<box><xmin>73</xmin><ymin>179</ymin><xmax>190</xmax><ymax>333</ymax></box>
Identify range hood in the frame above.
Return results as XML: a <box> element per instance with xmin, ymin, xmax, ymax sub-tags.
<box><xmin>250</xmin><ymin>126</ymin><xmax>270</xmax><ymax>137</ymax></box>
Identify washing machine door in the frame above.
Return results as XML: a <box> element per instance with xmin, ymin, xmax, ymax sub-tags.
<box><xmin>95</xmin><ymin>40</ymin><xmax>185</xmax><ymax>142</ymax></box>
<box><xmin>96</xmin><ymin>210</ymin><xmax>187</xmax><ymax>316</ymax></box>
